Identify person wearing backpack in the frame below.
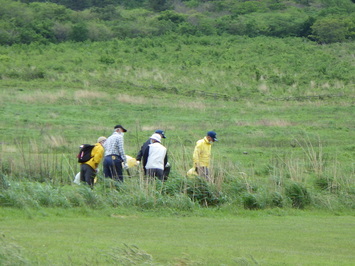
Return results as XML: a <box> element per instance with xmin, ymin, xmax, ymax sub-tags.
<box><xmin>80</xmin><ymin>136</ymin><xmax>107</xmax><ymax>188</ymax></box>
<box><xmin>103</xmin><ymin>124</ymin><xmax>128</xmax><ymax>182</ymax></box>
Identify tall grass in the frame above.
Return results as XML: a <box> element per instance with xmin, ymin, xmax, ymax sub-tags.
<box><xmin>1</xmin><ymin>135</ymin><xmax>354</xmax><ymax>211</ymax></box>
<box><xmin>1</xmin><ymin>139</ymin><xmax>74</xmax><ymax>184</ymax></box>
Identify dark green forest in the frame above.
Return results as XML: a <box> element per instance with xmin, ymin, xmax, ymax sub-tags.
<box><xmin>1</xmin><ymin>0</ymin><xmax>354</xmax><ymax>45</ymax></box>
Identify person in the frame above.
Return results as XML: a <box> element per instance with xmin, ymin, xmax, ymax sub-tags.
<box><xmin>103</xmin><ymin>124</ymin><xmax>128</xmax><ymax>182</ymax></box>
<box><xmin>80</xmin><ymin>136</ymin><xmax>106</xmax><ymax>188</ymax></box>
<box><xmin>142</xmin><ymin>133</ymin><xmax>168</xmax><ymax>181</ymax></box>
<box><xmin>136</xmin><ymin>129</ymin><xmax>170</xmax><ymax>179</ymax></box>
<box><xmin>136</xmin><ymin>129</ymin><xmax>166</xmax><ymax>162</ymax></box>
<box><xmin>193</xmin><ymin>131</ymin><xmax>218</xmax><ymax>181</ymax></box>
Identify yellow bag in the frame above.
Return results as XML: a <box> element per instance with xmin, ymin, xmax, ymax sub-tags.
<box><xmin>126</xmin><ymin>155</ymin><xmax>138</xmax><ymax>168</ymax></box>
<box><xmin>187</xmin><ymin>167</ymin><xmax>198</xmax><ymax>178</ymax></box>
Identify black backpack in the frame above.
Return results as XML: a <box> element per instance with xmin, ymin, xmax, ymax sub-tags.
<box><xmin>77</xmin><ymin>144</ymin><xmax>95</xmax><ymax>163</ymax></box>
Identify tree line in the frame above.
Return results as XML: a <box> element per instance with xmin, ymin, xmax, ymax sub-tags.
<box><xmin>0</xmin><ymin>0</ymin><xmax>354</xmax><ymax>45</ymax></box>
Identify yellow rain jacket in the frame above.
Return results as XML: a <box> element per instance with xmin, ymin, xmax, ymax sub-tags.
<box><xmin>193</xmin><ymin>137</ymin><xmax>212</xmax><ymax>167</ymax></box>
<box><xmin>84</xmin><ymin>143</ymin><xmax>104</xmax><ymax>170</ymax></box>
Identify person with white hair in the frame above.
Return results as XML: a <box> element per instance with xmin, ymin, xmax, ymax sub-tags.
<box><xmin>142</xmin><ymin>133</ymin><xmax>168</xmax><ymax>181</ymax></box>
<box><xmin>79</xmin><ymin>136</ymin><xmax>106</xmax><ymax>187</ymax></box>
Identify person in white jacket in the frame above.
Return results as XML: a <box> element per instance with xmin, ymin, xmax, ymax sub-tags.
<box><xmin>142</xmin><ymin>133</ymin><xmax>168</xmax><ymax>181</ymax></box>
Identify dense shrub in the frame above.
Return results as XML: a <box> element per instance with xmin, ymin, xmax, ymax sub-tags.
<box><xmin>311</xmin><ymin>15</ymin><xmax>355</xmax><ymax>43</ymax></box>
<box><xmin>163</xmin><ymin>177</ymin><xmax>226</xmax><ymax>207</ymax></box>
<box><xmin>285</xmin><ymin>182</ymin><xmax>311</xmax><ymax>209</ymax></box>
<box><xmin>70</xmin><ymin>22</ymin><xmax>89</xmax><ymax>42</ymax></box>
<box><xmin>242</xmin><ymin>193</ymin><xmax>261</xmax><ymax>210</ymax></box>
<box><xmin>185</xmin><ymin>178</ymin><xmax>226</xmax><ymax>207</ymax></box>
<box><xmin>0</xmin><ymin>174</ymin><xmax>10</xmax><ymax>190</ymax></box>
<box><xmin>270</xmin><ymin>191</ymin><xmax>284</xmax><ymax>208</ymax></box>
<box><xmin>1</xmin><ymin>0</ymin><xmax>354</xmax><ymax>44</ymax></box>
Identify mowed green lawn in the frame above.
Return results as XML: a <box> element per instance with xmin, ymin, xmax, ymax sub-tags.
<box><xmin>1</xmin><ymin>208</ymin><xmax>354</xmax><ymax>265</ymax></box>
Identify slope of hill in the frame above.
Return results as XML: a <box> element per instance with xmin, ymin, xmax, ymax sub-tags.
<box><xmin>0</xmin><ymin>0</ymin><xmax>354</xmax><ymax>45</ymax></box>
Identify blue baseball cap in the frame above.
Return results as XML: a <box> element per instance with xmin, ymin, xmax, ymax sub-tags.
<box><xmin>207</xmin><ymin>131</ymin><xmax>218</xmax><ymax>141</ymax></box>
<box><xmin>155</xmin><ymin>129</ymin><xmax>166</xmax><ymax>138</ymax></box>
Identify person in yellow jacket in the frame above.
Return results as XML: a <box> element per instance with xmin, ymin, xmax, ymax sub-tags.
<box><xmin>80</xmin><ymin>136</ymin><xmax>106</xmax><ymax>188</ymax></box>
<box><xmin>192</xmin><ymin>131</ymin><xmax>218</xmax><ymax>181</ymax></box>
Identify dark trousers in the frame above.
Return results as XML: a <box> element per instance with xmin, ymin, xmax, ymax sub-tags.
<box><xmin>146</xmin><ymin>168</ymin><xmax>164</xmax><ymax>181</ymax></box>
<box><xmin>103</xmin><ymin>155</ymin><xmax>123</xmax><ymax>182</ymax></box>
<box><xmin>163</xmin><ymin>165</ymin><xmax>171</xmax><ymax>181</ymax></box>
<box><xmin>80</xmin><ymin>164</ymin><xmax>96</xmax><ymax>187</ymax></box>
<box><xmin>196</xmin><ymin>166</ymin><xmax>209</xmax><ymax>181</ymax></box>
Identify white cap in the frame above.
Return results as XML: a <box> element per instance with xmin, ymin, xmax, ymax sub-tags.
<box><xmin>150</xmin><ymin>133</ymin><xmax>161</xmax><ymax>143</ymax></box>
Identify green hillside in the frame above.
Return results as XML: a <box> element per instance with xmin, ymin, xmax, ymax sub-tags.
<box><xmin>1</xmin><ymin>0</ymin><xmax>354</xmax><ymax>45</ymax></box>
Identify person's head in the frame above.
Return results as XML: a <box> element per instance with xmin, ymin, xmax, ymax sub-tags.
<box><xmin>155</xmin><ymin>129</ymin><xmax>166</xmax><ymax>139</ymax></box>
<box><xmin>206</xmin><ymin>131</ymin><xmax>218</xmax><ymax>143</ymax></box>
<box><xmin>114</xmin><ymin>125</ymin><xmax>127</xmax><ymax>133</ymax></box>
<box><xmin>150</xmin><ymin>133</ymin><xmax>161</xmax><ymax>143</ymax></box>
<box><xmin>97</xmin><ymin>136</ymin><xmax>107</xmax><ymax>145</ymax></box>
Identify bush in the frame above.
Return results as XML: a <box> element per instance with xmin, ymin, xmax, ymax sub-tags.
<box><xmin>70</xmin><ymin>22</ymin><xmax>89</xmax><ymax>42</ymax></box>
<box><xmin>0</xmin><ymin>174</ymin><xmax>10</xmax><ymax>190</ymax></box>
<box><xmin>162</xmin><ymin>177</ymin><xmax>225</xmax><ymax>207</ymax></box>
<box><xmin>242</xmin><ymin>193</ymin><xmax>261</xmax><ymax>210</ymax></box>
<box><xmin>185</xmin><ymin>178</ymin><xmax>225</xmax><ymax>206</ymax></box>
<box><xmin>157</xmin><ymin>10</ymin><xmax>186</xmax><ymax>24</ymax></box>
<box><xmin>285</xmin><ymin>182</ymin><xmax>311</xmax><ymax>209</ymax></box>
<box><xmin>231</xmin><ymin>1</ymin><xmax>268</xmax><ymax>15</ymax></box>
<box><xmin>311</xmin><ymin>15</ymin><xmax>355</xmax><ymax>43</ymax></box>
<box><xmin>270</xmin><ymin>191</ymin><xmax>284</xmax><ymax>208</ymax></box>
<box><xmin>314</xmin><ymin>176</ymin><xmax>334</xmax><ymax>191</ymax></box>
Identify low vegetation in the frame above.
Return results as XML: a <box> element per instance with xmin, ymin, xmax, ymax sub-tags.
<box><xmin>1</xmin><ymin>207</ymin><xmax>355</xmax><ymax>265</ymax></box>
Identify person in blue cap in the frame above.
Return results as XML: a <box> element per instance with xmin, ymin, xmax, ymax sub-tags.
<box><xmin>193</xmin><ymin>131</ymin><xmax>218</xmax><ymax>181</ymax></box>
<box><xmin>136</xmin><ymin>129</ymin><xmax>170</xmax><ymax>180</ymax></box>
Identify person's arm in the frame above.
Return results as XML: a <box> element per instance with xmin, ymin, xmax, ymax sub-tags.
<box><xmin>91</xmin><ymin>144</ymin><xmax>104</xmax><ymax>169</ymax></box>
<box><xmin>136</xmin><ymin>147</ymin><xmax>143</xmax><ymax>161</ymax></box>
<box><xmin>136</xmin><ymin>140</ymin><xmax>149</xmax><ymax>161</ymax></box>
<box><xmin>164</xmin><ymin>151</ymin><xmax>168</xmax><ymax>167</ymax></box>
<box><xmin>193</xmin><ymin>141</ymin><xmax>201</xmax><ymax>167</ymax></box>
<box><xmin>117</xmin><ymin>135</ymin><xmax>127</xmax><ymax>163</ymax></box>
<box><xmin>143</xmin><ymin>145</ymin><xmax>150</xmax><ymax>169</ymax></box>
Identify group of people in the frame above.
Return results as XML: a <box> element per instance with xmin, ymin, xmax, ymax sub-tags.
<box><xmin>79</xmin><ymin>124</ymin><xmax>218</xmax><ymax>187</ymax></box>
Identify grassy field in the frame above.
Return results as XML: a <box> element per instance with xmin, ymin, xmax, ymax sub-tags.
<box><xmin>1</xmin><ymin>35</ymin><xmax>354</xmax><ymax>210</ymax></box>
<box><xmin>1</xmin><ymin>208</ymin><xmax>355</xmax><ymax>265</ymax></box>
<box><xmin>0</xmin><ymin>34</ymin><xmax>354</xmax><ymax>264</ymax></box>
